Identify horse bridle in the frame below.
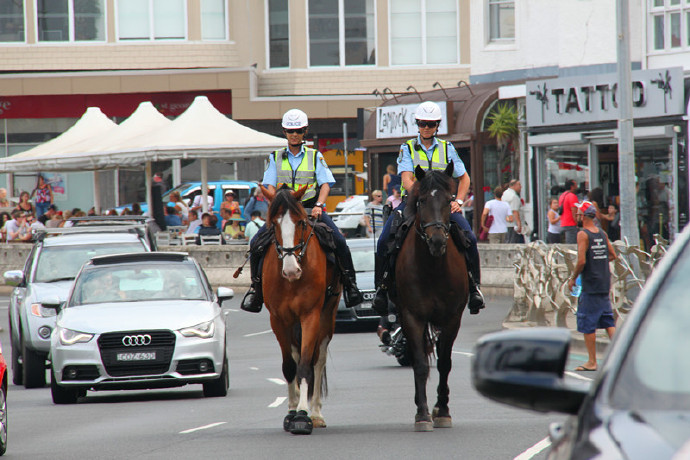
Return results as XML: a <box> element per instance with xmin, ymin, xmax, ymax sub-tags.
<box><xmin>414</xmin><ymin>195</ymin><xmax>453</xmax><ymax>244</ymax></box>
<box><xmin>274</xmin><ymin>217</ymin><xmax>316</xmax><ymax>263</ymax></box>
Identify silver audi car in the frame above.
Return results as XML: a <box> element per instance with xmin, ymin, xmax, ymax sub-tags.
<box><xmin>48</xmin><ymin>252</ymin><xmax>233</xmax><ymax>404</ymax></box>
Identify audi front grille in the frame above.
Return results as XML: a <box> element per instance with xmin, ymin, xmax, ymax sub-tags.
<box><xmin>98</xmin><ymin>330</ymin><xmax>176</xmax><ymax>377</ymax></box>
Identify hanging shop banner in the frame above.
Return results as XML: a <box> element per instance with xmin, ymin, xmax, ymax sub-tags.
<box><xmin>376</xmin><ymin>101</ymin><xmax>448</xmax><ymax>139</ymax></box>
<box><xmin>526</xmin><ymin>67</ymin><xmax>684</xmax><ymax>128</ymax></box>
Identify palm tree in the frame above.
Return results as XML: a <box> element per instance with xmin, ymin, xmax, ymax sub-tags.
<box><xmin>487</xmin><ymin>103</ymin><xmax>520</xmax><ymax>186</ymax></box>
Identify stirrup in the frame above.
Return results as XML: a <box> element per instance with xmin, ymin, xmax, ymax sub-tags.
<box><xmin>343</xmin><ymin>285</ymin><xmax>363</xmax><ymax>308</ymax></box>
<box><xmin>241</xmin><ymin>287</ymin><xmax>263</xmax><ymax>313</ymax></box>
<box><xmin>468</xmin><ymin>287</ymin><xmax>485</xmax><ymax>315</ymax></box>
<box><xmin>373</xmin><ymin>288</ymin><xmax>389</xmax><ymax>316</ymax></box>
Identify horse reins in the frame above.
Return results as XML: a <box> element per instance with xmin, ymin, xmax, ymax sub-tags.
<box><xmin>274</xmin><ymin>217</ymin><xmax>316</xmax><ymax>263</ymax></box>
<box><xmin>415</xmin><ymin>197</ymin><xmax>451</xmax><ymax>244</ymax></box>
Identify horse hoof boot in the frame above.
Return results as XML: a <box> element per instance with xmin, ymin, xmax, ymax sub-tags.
<box><xmin>311</xmin><ymin>416</ymin><xmax>327</xmax><ymax>428</ymax></box>
<box><xmin>433</xmin><ymin>416</ymin><xmax>452</xmax><ymax>428</ymax></box>
<box><xmin>283</xmin><ymin>410</ymin><xmax>297</xmax><ymax>432</ymax></box>
<box><xmin>414</xmin><ymin>421</ymin><xmax>434</xmax><ymax>432</ymax></box>
<box><xmin>290</xmin><ymin>410</ymin><xmax>313</xmax><ymax>435</ymax></box>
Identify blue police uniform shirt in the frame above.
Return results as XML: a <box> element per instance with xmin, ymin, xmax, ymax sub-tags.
<box><xmin>262</xmin><ymin>144</ymin><xmax>336</xmax><ymax>188</ymax></box>
<box><xmin>397</xmin><ymin>135</ymin><xmax>467</xmax><ymax>178</ymax></box>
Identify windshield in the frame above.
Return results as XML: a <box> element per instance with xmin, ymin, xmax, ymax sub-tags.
<box><xmin>34</xmin><ymin>243</ymin><xmax>147</xmax><ymax>283</ymax></box>
<box><xmin>70</xmin><ymin>263</ymin><xmax>207</xmax><ymax>306</ymax></box>
<box><xmin>350</xmin><ymin>245</ymin><xmax>375</xmax><ymax>272</ymax></box>
<box><xmin>610</xmin><ymin>245</ymin><xmax>690</xmax><ymax>411</ymax></box>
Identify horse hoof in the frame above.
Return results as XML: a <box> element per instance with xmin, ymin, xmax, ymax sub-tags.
<box><xmin>283</xmin><ymin>410</ymin><xmax>297</xmax><ymax>432</ymax></box>
<box><xmin>433</xmin><ymin>416</ymin><xmax>452</xmax><ymax>428</ymax></box>
<box><xmin>311</xmin><ymin>416</ymin><xmax>327</xmax><ymax>428</ymax></box>
<box><xmin>414</xmin><ymin>421</ymin><xmax>434</xmax><ymax>432</ymax></box>
<box><xmin>290</xmin><ymin>411</ymin><xmax>313</xmax><ymax>435</ymax></box>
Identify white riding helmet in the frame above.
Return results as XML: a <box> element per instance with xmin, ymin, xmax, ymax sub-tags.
<box><xmin>282</xmin><ymin>109</ymin><xmax>309</xmax><ymax>129</ymax></box>
<box><xmin>414</xmin><ymin>101</ymin><xmax>442</xmax><ymax>121</ymax></box>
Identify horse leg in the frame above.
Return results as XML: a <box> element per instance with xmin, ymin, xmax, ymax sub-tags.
<box><xmin>433</xmin><ymin>320</ymin><xmax>460</xmax><ymax>428</ymax></box>
<box><xmin>270</xmin><ymin>316</ymin><xmax>299</xmax><ymax>432</ymax></box>
<box><xmin>401</xmin><ymin>311</ymin><xmax>433</xmax><ymax>432</ymax></box>
<box><xmin>310</xmin><ymin>338</ymin><xmax>330</xmax><ymax>428</ymax></box>
<box><xmin>290</xmin><ymin>309</ymin><xmax>321</xmax><ymax>435</ymax></box>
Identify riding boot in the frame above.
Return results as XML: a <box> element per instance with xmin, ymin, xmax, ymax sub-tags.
<box><xmin>467</xmin><ymin>258</ymin><xmax>485</xmax><ymax>315</ymax></box>
<box><xmin>338</xmin><ymin>246</ymin><xmax>363</xmax><ymax>308</ymax></box>
<box><xmin>373</xmin><ymin>254</ymin><xmax>390</xmax><ymax>317</ymax></box>
<box><xmin>240</xmin><ymin>250</ymin><xmax>264</xmax><ymax>313</ymax></box>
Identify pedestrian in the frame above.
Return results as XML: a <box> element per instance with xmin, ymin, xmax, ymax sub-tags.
<box><xmin>385</xmin><ymin>184</ymin><xmax>402</xmax><ymax>209</ymax></box>
<box><xmin>15</xmin><ymin>191</ymin><xmax>35</xmax><ymax>215</ymax></box>
<box><xmin>220</xmin><ymin>190</ymin><xmax>241</xmax><ymax>217</ymax></box>
<box><xmin>31</xmin><ymin>175</ymin><xmax>53</xmax><ymax>218</ymax></box>
<box><xmin>196</xmin><ymin>212</ymin><xmax>225</xmax><ymax>245</ymax></box>
<box><xmin>0</xmin><ymin>188</ymin><xmax>13</xmax><ymax>208</ymax></box>
<box><xmin>461</xmin><ymin>186</ymin><xmax>474</xmax><ymax>228</ymax></box>
<box><xmin>244</xmin><ymin>210</ymin><xmax>265</xmax><ymax>241</ymax></box>
<box><xmin>191</xmin><ymin>190</ymin><xmax>214</xmax><ymax>214</ymax></box>
<box><xmin>601</xmin><ymin>203</ymin><xmax>620</xmax><ymax>241</ymax></box>
<box><xmin>240</xmin><ymin>108</ymin><xmax>362</xmax><ymax>313</ymax></box>
<box><xmin>6</xmin><ymin>211</ymin><xmax>31</xmax><ymax>242</ymax></box>
<box><xmin>169</xmin><ymin>191</ymin><xmax>189</xmax><ymax>224</ymax></box>
<box><xmin>223</xmin><ymin>215</ymin><xmax>245</xmax><ymax>240</ymax></box>
<box><xmin>382</xmin><ymin>163</ymin><xmax>401</xmax><ymax>200</ymax></box>
<box><xmin>186</xmin><ymin>210</ymin><xmax>201</xmax><ymax>234</ymax></box>
<box><xmin>567</xmin><ymin>202</ymin><xmax>617</xmax><ymax>372</ymax></box>
<box><xmin>480</xmin><ymin>186</ymin><xmax>512</xmax><ymax>244</ymax></box>
<box><xmin>164</xmin><ymin>206</ymin><xmax>182</xmax><ymax>227</ymax></box>
<box><xmin>547</xmin><ymin>198</ymin><xmax>562</xmax><ymax>244</ymax></box>
<box><xmin>559</xmin><ymin>179</ymin><xmax>579</xmax><ymax>244</ymax></box>
<box><xmin>243</xmin><ymin>187</ymin><xmax>269</xmax><ymax>220</ymax></box>
<box><xmin>363</xmin><ymin>189</ymin><xmax>384</xmax><ymax>238</ymax></box>
<box><xmin>502</xmin><ymin>179</ymin><xmax>524</xmax><ymax>243</ymax></box>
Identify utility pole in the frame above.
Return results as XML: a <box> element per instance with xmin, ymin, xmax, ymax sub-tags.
<box><xmin>343</xmin><ymin>122</ymin><xmax>349</xmax><ymax>198</ymax></box>
<box><xmin>616</xmin><ymin>0</ymin><xmax>640</xmax><ymax>247</ymax></box>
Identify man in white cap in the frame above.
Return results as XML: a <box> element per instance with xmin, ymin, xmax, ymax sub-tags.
<box><xmin>241</xmin><ymin>109</ymin><xmax>363</xmax><ymax>312</ymax></box>
<box><xmin>374</xmin><ymin>101</ymin><xmax>485</xmax><ymax>319</ymax></box>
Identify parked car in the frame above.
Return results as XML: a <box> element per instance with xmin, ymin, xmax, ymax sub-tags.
<box><xmin>47</xmin><ymin>252</ymin><xmax>233</xmax><ymax>404</ymax></box>
<box><xmin>471</xmin><ymin>224</ymin><xmax>690</xmax><ymax>459</ymax></box>
<box><xmin>116</xmin><ymin>180</ymin><xmax>258</xmax><ymax>219</ymax></box>
<box><xmin>3</xmin><ymin>225</ymin><xmax>152</xmax><ymax>388</ymax></box>
<box><xmin>332</xmin><ymin>195</ymin><xmax>368</xmax><ymax>238</ymax></box>
<box><xmin>336</xmin><ymin>238</ymin><xmax>378</xmax><ymax>326</ymax></box>
<box><xmin>0</xmin><ymin>339</ymin><xmax>8</xmax><ymax>456</ymax></box>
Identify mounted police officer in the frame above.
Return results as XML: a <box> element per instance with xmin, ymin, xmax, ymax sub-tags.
<box><xmin>241</xmin><ymin>109</ymin><xmax>363</xmax><ymax>312</ymax></box>
<box><xmin>373</xmin><ymin>101</ymin><xmax>485</xmax><ymax>316</ymax></box>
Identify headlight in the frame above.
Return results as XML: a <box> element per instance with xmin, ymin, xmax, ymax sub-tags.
<box><xmin>58</xmin><ymin>328</ymin><xmax>94</xmax><ymax>346</ymax></box>
<box><xmin>30</xmin><ymin>303</ymin><xmax>57</xmax><ymax>318</ymax></box>
<box><xmin>179</xmin><ymin>320</ymin><xmax>215</xmax><ymax>339</ymax></box>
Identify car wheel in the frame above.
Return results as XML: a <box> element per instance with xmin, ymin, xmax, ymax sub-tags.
<box><xmin>0</xmin><ymin>379</ymin><xmax>8</xmax><ymax>456</ymax></box>
<box><xmin>22</xmin><ymin>344</ymin><xmax>46</xmax><ymax>389</ymax></box>
<box><xmin>50</xmin><ymin>369</ymin><xmax>78</xmax><ymax>405</ymax></box>
<box><xmin>202</xmin><ymin>355</ymin><xmax>229</xmax><ymax>398</ymax></box>
<box><xmin>10</xmin><ymin>342</ymin><xmax>22</xmax><ymax>387</ymax></box>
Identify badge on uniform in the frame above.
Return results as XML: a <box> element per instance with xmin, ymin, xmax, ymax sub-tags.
<box><xmin>319</xmin><ymin>157</ymin><xmax>328</xmax><ymax>168</ymax></box>
<box><xmin>398</xmin><ymin>148</ymin><xmax>405</xmax><ymax>162</ymax></box>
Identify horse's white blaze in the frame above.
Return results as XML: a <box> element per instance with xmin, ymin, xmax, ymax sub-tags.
<box><xmin>431</xmin><ymin>189</ymin><xmax>438</xmax><ymax>197</ymax></box>
<box><xmin>279</xmin><ymin>212</ymin><xmax>302</xmax><ymax>281</ymax></box>
<box><xmin>297</xmin><ymin>378</ymin><xmax>309</xmax><ymax>413</ymax></box>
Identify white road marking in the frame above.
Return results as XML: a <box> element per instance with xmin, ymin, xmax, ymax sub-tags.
<box><xmin>267</xmin><ymin>378</ymin><xmax>286</xmax><ymax>386</ymax></box>
<box><xmin>565</xmin><ymin>371</ymin><xmax>594</xmax><ymax>382</ymax></box>
<box><xmin>244</xmin><ymin>329</ymin><xmax>273</xmax><ymax>338</ymax></box>
<box><xmin>226</xmin><ymin>308</ymin><xmax>239</xmax><ymax>312</ymax></box>
<box><xmin>452</xmin><ymin>351</ymin><xmax>474</xmax><ymax>357</ymax></box>
<box><xmin>179</xmin><ymin>422</ymin><xmax>227</xmax><ymax>434</ymax></box>
<box><xmin>514</xmin><ymin>437</ymin><xmax>551</xmax><ymax>460</ymax></box>
<box><xmin>250</xmin><ymin>367</ymin><xmax>259</xmax><ymax>371</ymax></box>
<box><xmin>268</xmin><ymin>397</ymin><xmax>287</xmax><ymax>408</ymax></box>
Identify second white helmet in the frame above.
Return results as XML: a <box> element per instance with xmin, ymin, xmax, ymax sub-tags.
<box><xmin>414</xmin><ymin>101</ymin><xmax>442</xmax><ymax>121</ymax></box>
<box><xmin>282</xmin><ymin>109</ymin><xmax>309</xmax><ymax>129</ymax></box>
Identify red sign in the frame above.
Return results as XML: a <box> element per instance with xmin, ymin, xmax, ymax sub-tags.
<box><xmin>0</xmin><ymin>90</ymin><xmax>232</xmax><ymax>119</ymax></box>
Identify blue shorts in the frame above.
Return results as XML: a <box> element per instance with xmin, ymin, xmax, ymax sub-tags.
<box><xmin>576</xmin><ymin>292</ymin><xmax>615</xmax><ymax>334</ymax></box>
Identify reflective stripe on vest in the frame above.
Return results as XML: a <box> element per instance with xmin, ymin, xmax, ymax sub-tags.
<box><xmin>400</xmin><ymin>139</ymin><xmax>449</xmax><ymax>196</ymax></box>
<box><xmin>274</xmin><ymin>147</ymin><xmax>318</xmax><ymax>202</ymax></box>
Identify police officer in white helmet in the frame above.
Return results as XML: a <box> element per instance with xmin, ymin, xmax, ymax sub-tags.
<box><xmin>241</xmin><ymin>109</ymin><xmax>363</xmax><ymax>312</ymax></box>
<box><xmin>373</xmin><ymin>101</ymin><xmax>485</xmax><ymax>320</ymax></box>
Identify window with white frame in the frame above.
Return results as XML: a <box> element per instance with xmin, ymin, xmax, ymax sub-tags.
<box><xmin>488</xmin><ymin>0</ymin><xmax>514</xmax><ymax>42</ymax></box>
<box><xmin>390</xmin><ymin>0</ymin><xmax>458</xmax><ymax>65</ymax></box>
<box><xmin>0</xmin><ymin>0</ymin><xmax>25</xmax><ymax>42</ymax></box>
<box><xmin>268</xmin><ymin>0</ymin><xmax>289</xmax><ymax>68</ymax></box>
<box><xmin>36</xmin><ymin>0</ymin><xmax>105</xmax><ymax>42</ymax></box>
<box><xmin>201</xmin><ymin>0</ymin><xmax>227</xmax><ymax>40</ymax></box>
<box><xmin>117</xmin><ymin>0</ymin><xmax>185</xmax><ymax>41</ymax></box>
<box><xmin>308</xmin><ymin>0</ymin><xmax>375</xmax><ymax>67</ymax></box>
<box><xmin>649</xmin><ymin>0</ymin><xmax>689</xmax><ymax>51</ymax></box>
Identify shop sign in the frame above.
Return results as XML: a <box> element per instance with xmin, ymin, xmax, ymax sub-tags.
<box><xmin>526</xmin><ymin>67</ymin><xmax>683</xmax><ymax>127</ymax></box>
<box><xmin>376</xmin><ymin>101</ymin><xmax>448</xmax><ymax>139</ymax></box>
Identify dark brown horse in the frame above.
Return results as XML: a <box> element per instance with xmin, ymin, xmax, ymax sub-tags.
<box><xmin>392</xmin><ymin>163</ymin><xmax>469</xmax><ymax>431</ymax></box>
<box><xmin>260</xmin><ymin>184</ymin><xmax>342</xmax><ymax>435</ymax></box>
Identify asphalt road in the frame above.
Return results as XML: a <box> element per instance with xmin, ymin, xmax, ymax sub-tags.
<box><xmin>0</xmin><ymin>294</ymin><xmax>595</xmax><ymax>460</ymax></box>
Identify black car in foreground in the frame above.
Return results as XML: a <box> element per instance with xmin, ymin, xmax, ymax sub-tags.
<box><xmin>472</xmin><ymin>225</ymin><xmax>690</xmax><ymax>459</ymax></box>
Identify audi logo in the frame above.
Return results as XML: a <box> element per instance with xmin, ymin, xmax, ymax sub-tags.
<box><xmin>362</xmin><ymin>292</ymin><xmax>375</xmax><ymax>301</ymax></box>
<box><xmin>122</xmin><ymin>335</ymin><xmax>152</xmax><ymax>347</ymax></box>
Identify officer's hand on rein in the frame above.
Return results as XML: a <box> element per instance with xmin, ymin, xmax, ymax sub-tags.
<box><xmin>450</xmin><ymin>201</ymin><xmax>462</xmax><ymax>214</ymax></box>
<box><xmin>311</xmin><ymin>206</ymin><xmax>322</xmax><ymax>219</ymax></box>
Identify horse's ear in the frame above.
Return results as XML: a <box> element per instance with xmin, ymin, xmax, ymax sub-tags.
<box><xmin>293</xmin><ymin>184</ymin><xmax>309</xmax><ymax>202</ymax></box>
<box><xmin>260</xmin><ymin>184</ymin><xmax>274</xmax><ymax>202</ymax></box>
<box><xmin>414</xmin><ymin>165</ymin><xmax>426</xmax><ymax>182</ymax></box>
<box><xmin>444</xmin><ymin>161</ymin><xmax>454</xmax><ymax>177</ymax></box>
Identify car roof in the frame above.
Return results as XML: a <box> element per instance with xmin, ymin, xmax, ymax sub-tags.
<box><xmin>41</xmin><ymin>230</ymin><xmax>146</xmax><ymax>247</ymax></box>
<box><xmin>88</xmin><ymin>251</ymin><xmax>190</xmax><ymax>266</ymax></box>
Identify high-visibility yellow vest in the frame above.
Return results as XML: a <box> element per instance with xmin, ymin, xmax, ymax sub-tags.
<box><xmin>400</xmin><ymin>138</ymin><xmax>449</xmax><ymax>196</ymax></box>
<box><xmin>274</xmin><ymin>147</ymin><xmax>318</xmax><ymax>202</ymax></box>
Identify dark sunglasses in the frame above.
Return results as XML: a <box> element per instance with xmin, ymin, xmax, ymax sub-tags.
<box><xmin>284</xmin><ymin>128</ymin><xmax>306</xmax><ymax>134</ymax></box>
<box><xmin>417</xmin><ymin>120</ymin><xmax>439</xmax><ymax>128</ymax></box>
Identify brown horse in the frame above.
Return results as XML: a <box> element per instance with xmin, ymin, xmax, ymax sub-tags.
<box><xmin>260</xmin><ymin>184</ymin><xmax>342</xmax><ymax>435</ymax></box>
<box><xmin>391</xmin><ymin>163</ymin><xmax>469</xmax><ymax>431</ymax></box>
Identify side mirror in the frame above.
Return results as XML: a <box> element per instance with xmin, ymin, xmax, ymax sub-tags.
<box><xmin>472</xmin><ymin>327</ymin><xmax>589</xmax><ymax>415</ymax></box>
<box><xmin>3</xmin><ymin>270</ymin><xmax>24</xmax><ymax>287</ymax></box>
<box><xmin>41</xmin><ymin>295</ymin><xmax>64</xmax><ymax>314</ymax></box>
<box><xmin>216</xmin><ymin>287</ymin><xmax>234</xmax><ymax>303</ymax></box>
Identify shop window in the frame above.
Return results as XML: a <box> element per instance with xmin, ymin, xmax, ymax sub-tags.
<box><xmin>488</xmin><ymin>0</ymin><xmax>515</xmax><ymax>42</ymax></box>
<box><xmin>201</xmin><ymin>0</ymin><xmax>227</xmax><ymax>40</ymax></box>
<box><xmin>390</xmin><ymin>0</ymin><xmax>458</xmax><ymax>65</ymax></box>
<box><xmin>0</xmin><ymin>0</ymin><xmax>25</xmax><ymax>42</ymax></box>
<box><xmin>37</xmin><ymin>0</ymin><xmax>105</xmax><ymax>42</ymax></box>
<box><xmin>268</xmin><ymin>0</ymin><xmax>289</xmax><ymax>68</ymax></box>
<box><xmin>308</xmin><ymin>0</ymin><xmax>375</xmax><ymax>67</ymax></box>
<box><xmin>117</xmin><ymin>0</ymin><xmax>185</xmax><ymax>41</ymax></box>
<box><xmin>649</xmin><ymin>0</ymin><xmax>690</xmax><ymax>51</ymax></box>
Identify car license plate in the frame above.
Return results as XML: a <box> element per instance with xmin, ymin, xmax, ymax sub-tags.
<box><xmin>361</xmin><ymin>301</ymin><xmax>372</xmax><ymax>309</ymax></box>
<box><xmin>116</xmin><ymin>352</ymin><xmax>157</xmax><ymax>361</ymax></box>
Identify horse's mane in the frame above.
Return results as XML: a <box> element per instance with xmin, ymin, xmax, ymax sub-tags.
<box><xmin>267</xmin><ymin>185</ymin><xmax>308</xmax><ymax>226</ymax></box>
<box><xmin>406</xmin><ymin>170</ymin><xmax>455</xmax><ymax>218</ymax></box>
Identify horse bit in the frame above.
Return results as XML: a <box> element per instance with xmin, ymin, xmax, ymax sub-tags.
<box><xmin>274</xmin><ymin>218</ymin><xmax>316</xmax><ymax>263</ymax></box>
